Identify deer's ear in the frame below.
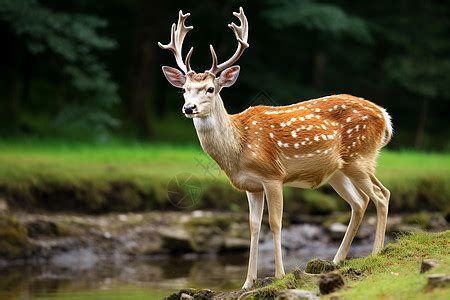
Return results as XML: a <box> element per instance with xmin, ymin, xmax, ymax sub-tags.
<box><xmin>162</xmin><ymin>66</ymin><xmax>186</xmax><ymax>88</ymax></box>
<box><xmin>219</xmin><ymin>66</ymin><xmax>240</xmax><ymax>88</ymax></box>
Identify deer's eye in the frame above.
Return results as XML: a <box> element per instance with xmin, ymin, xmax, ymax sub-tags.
<box><xmin>207</xmin><ymin>87</ymin><xmax>214</xmax><ymax>94</ymax></box>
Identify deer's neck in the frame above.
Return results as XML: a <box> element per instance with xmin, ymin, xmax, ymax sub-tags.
<box><xmin>193</xmin><ymin>95</ymin><xmax>242</xmax><ymax>174</ymax></box>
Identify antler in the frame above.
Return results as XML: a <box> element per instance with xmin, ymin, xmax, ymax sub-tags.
<box><xmin>208</xmin><ymin>7</ymin><xmax>249</xmax><ymax>75</ymax></box>
<box><xmin>158</xmin><ymin>10</ymin><xmax>194</xmax><ymax>73</ymax></box>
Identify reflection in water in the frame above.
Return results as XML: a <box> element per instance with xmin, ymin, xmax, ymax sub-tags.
<box><xmin>0</xmin><ymin>224</ymin><xmax>381</xmax><ymax>299</ymax></box>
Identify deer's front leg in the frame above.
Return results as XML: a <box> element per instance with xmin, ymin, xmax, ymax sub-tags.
<box><xmin>242</xmin><ymin>191</ymin><xmax>264</xmax><ymax>289</ymax></box>
<box><xmin>264</xmin><ymin>181</ymin><xmax>285</xmax><ymax>278</ymax></box>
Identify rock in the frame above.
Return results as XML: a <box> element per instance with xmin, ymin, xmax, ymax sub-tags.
<box><xmin>428</xmin><ymin>215</ymin><xmax>448</xmax><ymax>231</ymax></box>
<box><xmin>277</xmin><ymin>289</ymin><xmax>320</xmax><ymax>300</ymax></box>
<box><xmin>254</xmin><ymin>277</ymin><xmax>276</xmax><ymax>288</ymax></box>
<box><xmin>327</xmin><ymin>223</ymin><xmax>347</xmax><ymax>240</ymax></box>
<box><xmin>0</xmin><ymin>197</ymin><xmax>8</xmax><ymax>212</ymax></box>
<box><xmin>160</xmin><ymin>227</ymin><xmax>194</xmax><ymax>253</ymax></box>
<box><xmin>223</xmin><ymin>236</ymin><xmax>248</xmax><ymax>251</ymax></box>
<box><xmin>305</xmin><ymin>258</ymin><xmax>337</xmax><ymax>274</ymax></box>
<box><xmin>165</xmin><ymin>288</ymin><xmax>214</xmax><ymax>300</ymax></box>
<box><xmin>319</xmin><ymin>271</ymin><xmax>345</xmax><ymax>295</ymax></box>
<box><xmin>344</xmin><ymin>268</ymin><xmax>364</xmax><ymax>278</ymax></box>
<box><xmin>180</xmin><ymin>293</ymin><xmax>194</xmax><ymax>300</ymax></box>
<box><xmin>426</xmin><ymin>273</ymin><xmax>450</xmax><ymax>289</ymax></box>
<box><xmin>193</xmin><ymin>289</ymin><xmax>214</xmax><ymax>299</ymax></box>
<box><xmin>26</xmin><ymin>220</ymin><xmax>59</xmax><ymax>237</ymax></box>
<box><xmin>420</xmin><ymin>259</ymin><xmax>440</xmax><ymax>273</ymax></box>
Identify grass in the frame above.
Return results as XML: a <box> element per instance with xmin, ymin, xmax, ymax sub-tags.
<box><xmin>249</xmin><ymin>231</ymin><xmax>450</xmax><ymax>299</ymax></box>
<box><xmin>0</xmin><ymin>140</ymin><xmax>449</xmax><ymax>213</ymax></box>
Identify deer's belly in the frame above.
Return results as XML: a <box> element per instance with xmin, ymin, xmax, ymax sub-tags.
<box><xmin>284</xmin><ymin>180</ymin><xmax>314</xmax><ymax>189</ymax></box>
<box><xmin>230</xmin><ymin>172</ymin><xmax>264</xmax><ymax>192</ymax></box>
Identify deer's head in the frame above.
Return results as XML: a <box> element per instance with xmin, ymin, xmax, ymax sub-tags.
<box><xmin>159</xmin><ymin>8</ymin><xmax>249</xmax><ymax>118</ymax></box>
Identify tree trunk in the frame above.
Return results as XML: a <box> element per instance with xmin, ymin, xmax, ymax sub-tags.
<box><xmin>312</xmin><ymin>51</ymin><xmax>326</xmax><ymax>90</ymax></box>
<box><xmin>128</xmin><ymin>0</ymin><xmax>160</xmax><ymax>139</ymax></box>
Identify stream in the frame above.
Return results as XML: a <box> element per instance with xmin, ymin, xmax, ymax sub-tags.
<box><xmin>0</xmin><ymin>223</ymin><xmax>383</xmax><ymax>300</ymax></box>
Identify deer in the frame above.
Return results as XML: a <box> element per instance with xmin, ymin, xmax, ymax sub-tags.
<box><xmin>159</xmin><ymin>7</ymin><xmax>393</xmax><ymax>289</ymax></box>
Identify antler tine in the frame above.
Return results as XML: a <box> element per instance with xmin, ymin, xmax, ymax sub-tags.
<box><xmin>158</xmin><ymin>10</ymin><xmax>193</xmax><ymax>73</ymax></box>
<box><xmin>185</xmin><ymin>47</ymin><xmax>194</xmax><ymax>72</ymax></box>
<box><xmin>209</xmin><ymin>45</ymin><xmax>218</xmax><ymax>74</ymax></box>
<box><xmin>208</xmin><ymin>7</ymin><xmax>249</xmax><ymax>75</ymax></box>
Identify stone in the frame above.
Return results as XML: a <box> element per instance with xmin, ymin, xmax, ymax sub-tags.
<box><xmin>328</xmin><ymin>223</ymin><xmax>347</xmax><ymax>240</ymax></box>
<box><xmin>193</xmin><ymin>289</ymin><xmax>214</xmax><ymax>299</ymax></box>
<box><xmin>26</xmin><ymin>220</ymin><xmax>59</xmax><ymax>237</ymax></box>
<box><xmin>159</xmin><ymin>227</ymin><xmax>194</xmax><ymax>253</ymax></box>
<box><xmin>254</xmin><ymin>277</ymin><xmax>276</xmax><ymax>288</ymax></box>
<box><xmin>305</xmin><ymin>258</ymin><xmax>337</xmax><ymax>274</ymax></box>
<box><xmin>277</xmin><ymin>289</ymin><xmax>320</xmax><ymax>300</ymax></box>
<box><xmin>319</xmin><ymin>271</ymin><xmax>345</xmax><ymax>295</ymax></box>
<box><xmin>223</xmin><ymin>236</ymin><xmax>248</xmax><ymax>251</ymax></box>
<box><xmin>420</xmin><ymin>259</ymin><xmax>439</xmax><ymax>273</ymax></box>
<box><xmin>180</xmin><ymin>293</ymin><xmax>194</xmax><ymax>300</ymax></box>
<box><xmin>0</xmin><ymin>197</ymin><xmax>8</xmax><ymax>212</ymax></box>
<box><xmin>426</xmin><ymin>273</ymin><xmax>450</xmax><ymax>289</ymax></box>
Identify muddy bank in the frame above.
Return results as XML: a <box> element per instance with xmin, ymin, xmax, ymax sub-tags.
<box><xmin>2</xmin><ymin>175</ymin><xmax>449</xmax><ymax>215</ymax></box>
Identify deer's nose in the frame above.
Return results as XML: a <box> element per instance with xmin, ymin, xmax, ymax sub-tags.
<box><xmin>183</xmin><ymin>103</ymin><xmax>197</xmax><ymax>114</ymax></box>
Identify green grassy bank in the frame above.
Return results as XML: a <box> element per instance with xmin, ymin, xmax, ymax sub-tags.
<box><xmin>0</xmin><ymin>141</ymin><xmax>449</xmax><ymax>214</ymax></box>
<box><xmin>197</xmin><ymin>230</ymin><xmax>449</xmax><ymax>299</ymax></box>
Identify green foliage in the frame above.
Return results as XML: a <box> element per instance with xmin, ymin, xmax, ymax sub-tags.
<box><xmin>379</xmin><ymin>2</ymin><xmax>450</xmax><ymax>100</ymax></box>
<box><xmin>0</xmin><ymin>0</ymin><xmax>119</xmax><ymax>139</ymax></box>
<box><xmin>264</xmin><ymin>0</ymin><xmax>372</xmax><ymax>42</ymax></box>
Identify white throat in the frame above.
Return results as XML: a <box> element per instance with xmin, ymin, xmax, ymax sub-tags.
<box><xmin>192</xmin><ymin>95</ymin><xmax>242</xmax><ymax>174</ymax></box>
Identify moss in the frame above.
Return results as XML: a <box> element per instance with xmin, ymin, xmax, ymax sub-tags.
<box><xmin>250</xmin><ymin>272</ymin><xmax>318</xmax><ymax>298</ymax></box>
<box><xmin>0</xmin><ymin>215</ymin><xmax>32</xmax><ymax>258</ymax></box>
<box><xmin>305</xmin><ymin>258</ymin><xmax>337</xmax><ymax>274</ymax></box>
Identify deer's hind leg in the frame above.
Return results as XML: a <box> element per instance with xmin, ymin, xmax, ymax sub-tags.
<box><xmin>328</xmin><ymin>171</ymin><xmax>370</xmax><ymax>263</ymax></box>
<box><xmin>343</xmin><ymin>161</ymin><xmax>390</xmax><ymax>254</ymax></box>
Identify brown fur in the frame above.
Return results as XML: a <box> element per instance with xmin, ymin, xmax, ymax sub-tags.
<box><xmin>187</xmin><ymin>72</ymin><xmax>215</xmax><ymax>81</ymax></box>
<box><xmin>225</xmin><ymin>94</ymin><xmax>388</xmax><ymax>191</ymax></box>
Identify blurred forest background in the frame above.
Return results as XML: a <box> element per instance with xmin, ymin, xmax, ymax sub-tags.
<box><xmin>0</xmin><ymin>2</ymin><xmax>449</xmax><ymax>299</ymax></box>
<box><xmin>1</xmin><ymin>0</ymin><xmax>450</xmax><ymax>150</ymax></box>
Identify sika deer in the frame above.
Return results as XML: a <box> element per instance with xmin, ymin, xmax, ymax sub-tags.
<box><xmin>159</xmin><ymin>7</ymin><xmax>392</xmax><ymax>289</ymax></box>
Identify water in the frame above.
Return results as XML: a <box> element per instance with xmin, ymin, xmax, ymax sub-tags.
<box><xmin>0</xmin><ymin>224</ymin><xmax>378</xmax><ymax>299</ymax></box>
